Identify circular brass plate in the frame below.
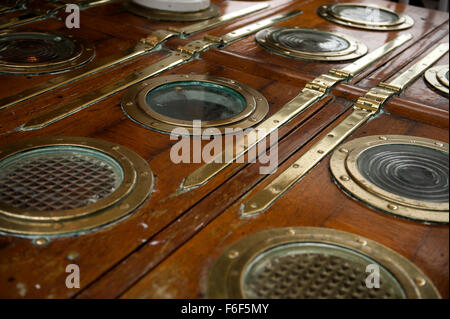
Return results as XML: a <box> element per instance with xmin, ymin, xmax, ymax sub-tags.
<box><xmin>207</xmin><ymin>227</ymin><xmax>440</xmax><ymax>299</ymax></box>
<box><xmin>318</xmin><ymin>3</ymin><xmax>414</xmax><ymax>31</ymax></box>
<box><xmin>123</xmin><ymin>0</ymin><xmax>220</xmax><ymax>21</ymax></box>
<box><xmin>122</xmin><ymin>74</ymin><xmax>269</xmax><ymax>135</ymax></box>
<box><xmin>330</xmin><ymin>135</ymin><xmax>449</xmax><ymax>224</ymax></box>
<box><xmin>0</xmin><ymin>136</ymin><xmax>154</xmax><ymax>236</ymax></box>
<box><xmin>0</xmin><ymin>31</ymin><xmax>95</xmax><ymax>75</ymax></box>
<box><xmin>255</xmin><ymin>27</ymin><xmax>367</xmax><ymax>61</ymax></box>
<box><xmin>424</xmin><ymin>65</ymin><xmax>449</xmax><ymax>95</ymax></box>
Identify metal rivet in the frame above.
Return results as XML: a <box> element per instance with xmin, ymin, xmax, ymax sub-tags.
<box><xmin>356</xmin><ymin>239</ymin><xmax>367</xmax><ymax>246</ymax></box>
<box><xmin>271</xmin><ymin>187</ymin><xmax>280</xmax><ymax>193</ymax></box>
<box><xmin>293</xmin><ymin>164</ymin><xmax>299</xmax><ymax>168</ymax></box>
<box><xmin>339</xmin><ymin>148</ymin><xmax>349</xmax><ymax>153</ymax></box>
<box><xmin>273</xmin><ymin>119</ymin><xmax>280</xmax><ymax>124</ymax></box>
<box><xmin>34</xmin><ymin>238</ymin><xmax>48</xmax><ymax>246</ymax></box>
<box><xmin>328</xmin><ymin>134</ymin><xmax>334</xmax><ymax>138</ymax></box>
<box><xmin>317</xmin><ymin>150</ymin><xmax>324</xmax><ymax>154</ymax></box>
<box><xmin>415</xmin><ymin>277</ymin><xmax>426</xmax><ymax>287</ymax></box>
<box><xmin>340</xmin><ymin>175</ymin><xmax>350</xmax><ymax>181</ymax></box>
<box><xmin>379</xmin><ymin>136</ymin><xmax>387</xmax><ymax>140</ymax></box>
<box><xmin>112</xmin><ymin>146</ymin><xmax>120</xmax><ymax>151</ymax></box>
<box><xmin>387</xmin><ymin>204</ymin><xmax>398</xmax><ymax>210</ymax></box>
<box><xmin>435</xmin><ymin>141</ymin><xmax>444</xmax><ymax>147</ymax></box>
<box><xmin>126</xmin><ymin>102</ymin><xmax>133</xmax><ymax>106</ymax></box>
<box><xmin>66</xmin><ymin>251</ymin><xmax>80</xmax><ymax>261</ymax></box>
<box><xmin>228</xmin><ymin>251</ymin><xmax>239</xmax><ymax>259</ymax></box>
<box><xmin>250</xmin><ymin>203</ymin><xmax>257</xmax><ymax>209</ymax></box>
<box><xmin>288</xmin><ymin>229</ymin><xmax>296</xmax><ymax>235</ymax></box>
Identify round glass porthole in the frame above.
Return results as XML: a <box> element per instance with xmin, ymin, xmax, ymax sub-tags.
<box><xmin>424</xmin><ymin>65</ymin><xmax>449</xmax><ymax>95</ymax></box>
<box><xmin>330</xmin><ymin>135</ymin><xmax>449</xmax><ymax>223</ymax></box>
<box><xmin>122</xmin><ymin>75</ymin><xmax>269</xmax><ymax>135</ymax></box>
<box><xmin>0</xmin><ymin>136</ymin><xmax>154</xmax><ymax>236</ymax></box>
<box><xmin>0</xmin><ymin>31</ymin><xmax>95</xmax><ymax>75</ymax></box>
<box><xmin>318</xmin><ymin>3</ymin><xmax>414</xmax><ymax>31</ymax></box>
<box><xmin>123</xmin><ymin>0</ymin><xmax>220</xmax><ymax>22</ymax></box>
<box><xmin>255</xmin><ymin>27</ymin><xmax>367</xmax><ymax>61</ymax></box>
<box><xmin>207</xmin><ymin>227</ymin><xmax>441</xmax><ymax>299</ymax></box>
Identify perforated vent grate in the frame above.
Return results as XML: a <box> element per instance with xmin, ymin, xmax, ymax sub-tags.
<box><xmin>242</xmin><ymin>243</ymin><xmax>405</xmax><ymax>299</ymax></box>
<box><xmin>0</xmin><ymin>147</ymin><xmax>123</xmax><ymax>211</ymax></box>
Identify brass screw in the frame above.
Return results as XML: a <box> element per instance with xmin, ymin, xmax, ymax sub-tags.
<box><xmin>141</xmin><ymin>171</ymin><xmax>149</xmax><ymax>177</ymax></box>
<box><xmin>271</xmin><ymin>186</ymin><xmax>280</xmax><ymax>193</ymax></box>
<box><xmin>228</xmin><ymin>251</ymin><xmax>239</xmax><ymax>259</ymax></box>
<box><xmin>435</xmin><ymin>141</ymin><xmax>444</xmax><ymax>147</ymax></box>
<box><xmin>317</xmin><ymin>150</ymin><xmax>324</xmax><ymax>154</ymax></box>
<box><xmin>387</xmin><ymin>204</ymin><xmax>398</xmax><ymax>210</ymax></box>
<box><xmin>293</xmin><ymin>164</ymin><xmax>299</xmax><ymax>168</ymax></box>
<box><xmin>250</xmin><ymin>203</ymin><xmax>257</xmax><ymax>209</ymax></box>
<box><xmin>66</xmin><ymin>251</ymin><xmax>80</xmax><ymax>261</ymax></box>
<box><xmin>379</xmin><ymin>136</ymin><xmax>387</xmax><ymax>140</ymax></box>
<box><xmin>339</xmin><ymin>148</ymin><xmax>349</xmax><ymax>153</ymax></box>
<box><xmin>415</xmin><ymin>277</ymin><xmax>426</xmax><ymax>287</ymax></box>
<box><xmin>288</xmin><ymin>229</ymin><xmax>296</xmax><ymax>235</ymax></box>
<box><xmin>112</xmin><ymin>146</ymin><xmax>120</xmax><ymax>151</ymax></box>
<box><xmin>34</xmin><ymin>238</ymin><xmax>48</xmax><ymax>246</ymax></box>
<box><xmin>356</xmin><ymin>239</ymin><xmax>367</xmax><ymax>246</ymax></box>
<box><xmin>340</xmin><ymin>175</ymin><xmax>350</xmax><ymax>181</ymax></box>
<box><xmin>126</xmin><ymin>102</ymin><xmax>133</xmax><ymax>106</ymax></box>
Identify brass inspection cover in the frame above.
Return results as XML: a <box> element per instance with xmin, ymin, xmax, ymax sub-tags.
<box><xmin>0</xmin><ymin>136</ymin><xmax>154</xmax><ymax>236</ymax></box>
<box><xmin>207</xmin><ymin>227</ymin><xmax>440</xmax><ymax>299</ymax></box>
<box><xmin>123</xmin><ymin>0</ymin><xmax>220</xmax><ymax>21</ymax></box>
<box><xmin>122</xmin><ymin>74</ymin><xmax>269</xmax><ymax>135</ymax></box>
<box><xmin>0</xmin><ymin>31</ymin><xmax>95</xmax><ymax>75</ymax></box>
<box><xmin>255</xmin><ymin>27</ymin><xmax>367</xmax><ymax>61</ymax></box>
<box><xmin>424</xmin><ymin>65</ymin><xmax>449</xmax><ymax>95</ymax></box>
<box><xmin>318</xmin><ymin>3</ymin><xmax>414</xmax><ymax>31</ymax></box>
<box><xmin>330</xmin><ymin>135</ymin><xmax>449</xmax><ymax>224</ymax></box>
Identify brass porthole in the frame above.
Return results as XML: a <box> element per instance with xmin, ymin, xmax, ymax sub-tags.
<box><xmin>122</xmin><ymin>0</ymin><xmax>220</xmax><ymax>21</ymax></box>
<box><xmin>0</xmin><ymin>31</ymin><xmax>95</xmax><ymax>75</ymax></box>
<box><xmin>424</xmin><ymin>65</ymin><xmax>449</xmax><ymax>95</ymax></box>
<box><xmin>0</xmin><ymin>136</ymin><xmax>154</xmax><ymax>236</ymax></box>
<box><xmin>330</xmin><ymin>135</ymin><xmax>449</xmax><ymax>224</ymax></box>
<box><xmin>122</xmin><ymin>74</ymin><xmax>269</xmax><ymax>135</ymax></box>
<box><xmin>318</xmin><ymin>3</ymin><xmax>414</xmax><ymax>31</ymax></box>
<box><xmin>207</xmin><ymin>227</ymin><xmax>440</xmax><ymax>299</ymax></box>
<box><xmin>255</xmin><ymin>27</ymin><xmax>367</xmax><ymax>61</ymax></box>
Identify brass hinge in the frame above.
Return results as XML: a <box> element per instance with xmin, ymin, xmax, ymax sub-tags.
<box><xmin>378</xmin><ymin>82</ymin><xmax>402</xmax><ymax>93</ymax></box>
<box><xmin>354</xmin><ymin>87</ymin><xmax>393</xmax><ymax>112</ymax></box>
<box><xmin>328</xmin><ymin>68</ymin><xmax>351</xmax><ymax>79</ymax></box>
<box><xmin>204</xmin><ymin>35</ymin><xmax>223</xmax><ymax>44</ymax></box>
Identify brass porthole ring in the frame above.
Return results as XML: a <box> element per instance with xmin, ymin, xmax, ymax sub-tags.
<box><xmin>207</xmin><ymin>227</ymin><xmax>441</xmax><ymax>299</ymax></box>
<box><xmin>122</xmin><ymin>74</ymin><xmax>269</xmax><ymax>135</ymax></box>
<box><xmin>318</xmin><ymin>3</ymin><xmax>414</xmax><ymax>31</ymax></box>
<box><xmin>122</xmin><ymin>0</ymin><xmax>220</xmax><ymax>22</ymax></box>
<box><xmin>424</xmin><ymin>65</ymin><xmax>449</xmax><ymax>95</ymax></box>
<box><xmin>255</xmin><ymin>27</ymin><xmax>367</xmax><ymax>61</ymax></box>
<box><xmin>330</xmin><ymin>135</ymin><xmax>449</xmax><ymax>224</ymax></box>
<box><xmin>0</xmin><ymin>136</ymin><xmax>154</xmax><ymax>236</ymax></box>
<box><xmin>0</xmin><ymin>30</ymin><xmax>95</xmax><ymax>75</ymax></box>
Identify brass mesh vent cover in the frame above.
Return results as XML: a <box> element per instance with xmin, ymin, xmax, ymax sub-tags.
<box><xmin>122</xmin><ymin>74</ymin><xmax>269</xmax><ymax>135</ymax></box>
<box><xmin>123</xmin><ymin>0</ymin><xmax>220</xmax><ymax>21</ymax></box>
<box><xmin>255</xmin><ymin>27</ymin><xmax>367</xmax><ymax>61</ymax></box>
<box><xmin>207</xmin><ymin>227</ymin><xmax>440</xmax><ymax>299</ymax></box>
<box><xmin>424</xmin><ymin>65</ymin><xmax>449</xmax><ymax>95</ymax></box>
<box><xmin>0</xmin><ymin>136</ymin><xmax>154</xmax><ymax>236</ymax></box>
<box><xmin>330</xmin><ymin>135</ymin><xmax>449</xmax><ymax>224</ymax></box>
<box><xmin>0</xmin><ymin>31</ymin><xmax>95</xmax><ymax>75</ymax></box>
<box><xmin>317</xmin><ymin>3</ymin><xmax>414</xmax><ymax>31</ymax></box>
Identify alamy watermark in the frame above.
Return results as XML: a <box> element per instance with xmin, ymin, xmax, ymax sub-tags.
<box><xmin>65</xmin><ymin>4</ymin><xmax>80</xmax><ymax>29</ymax></box>
<box><xmin>169</xmin><ymin>120</ymin><xmax>278</xmax><ymax>174</ymax></box>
